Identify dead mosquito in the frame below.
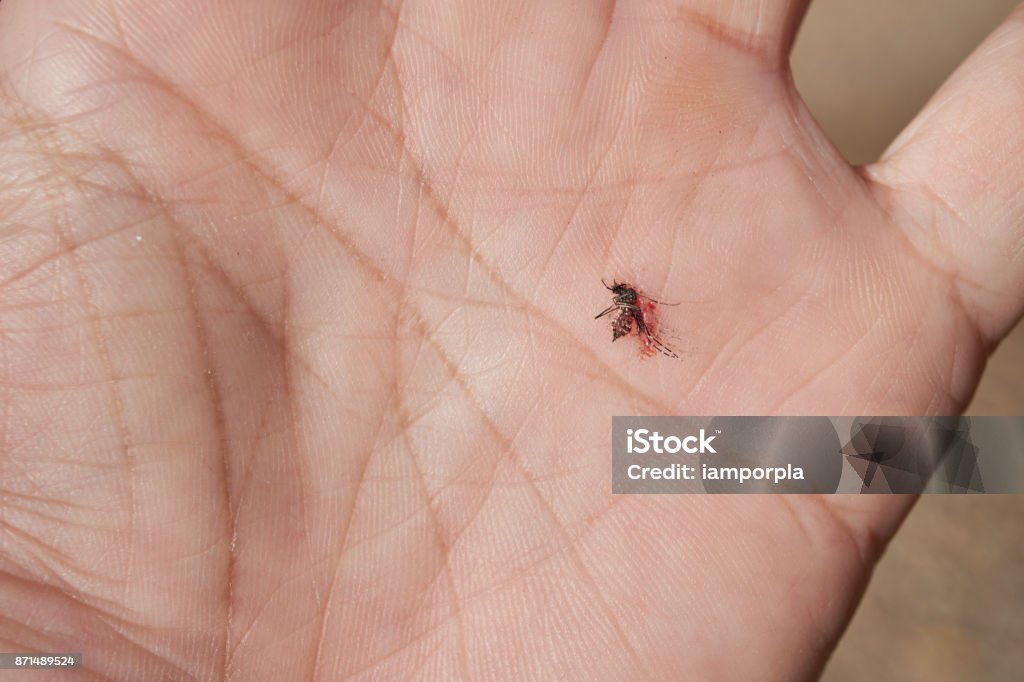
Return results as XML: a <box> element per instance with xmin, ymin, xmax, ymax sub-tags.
<box><xmin>595</xmin><ymin>279</ymin><xmax>679</xmax><ymax>359</ymax></box>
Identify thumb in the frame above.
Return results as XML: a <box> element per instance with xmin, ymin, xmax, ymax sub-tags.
<box><xmin>865</xmin><ymin>3</ymin><xmax>1024</xmax><ymax>343</ymax></box>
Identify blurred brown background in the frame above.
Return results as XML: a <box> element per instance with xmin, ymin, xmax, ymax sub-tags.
<box><xmin>789</xmin><ymin>0</ymin><xmax>1024</xmax><ymax>679</ymax></box>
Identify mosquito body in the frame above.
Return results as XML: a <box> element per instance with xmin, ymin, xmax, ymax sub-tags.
<box><xmin>595</xmin><ymin>280</ymin><xmax>679</xmax><ymax>358</ymax></box>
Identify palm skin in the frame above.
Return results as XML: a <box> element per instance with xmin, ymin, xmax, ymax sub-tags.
<box><xmin>2</xmin><ymin>1</ymin><xmax>1023</xmax><ymax>679</ymax></box>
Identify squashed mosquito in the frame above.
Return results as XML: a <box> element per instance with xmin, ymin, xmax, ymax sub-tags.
<box><xmin>595</xmin><ymin>280</ymin><xmax>679</xmax><ymax>358</ymax></box>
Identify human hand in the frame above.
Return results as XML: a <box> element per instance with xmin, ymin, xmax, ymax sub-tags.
<box><xmin>1</xmin><ymin>1</ymin><xmax>1022</xmax><ymax>679</ymax></box>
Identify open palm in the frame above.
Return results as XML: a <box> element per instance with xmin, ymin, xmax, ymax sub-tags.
<box><xmin>2</xmin><ymin>1</ymin><xmax>1023</xmax><ymax>679</ymax></box>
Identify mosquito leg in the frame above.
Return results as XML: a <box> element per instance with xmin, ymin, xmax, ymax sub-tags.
<box><xmin>647</xmin><ymin>335</ymin><xmax>679</xmax><ymax>358</ymax></box>
<box><xmin>634</xmin><ymin>314</ymin><xmax>679</xmax><ymax>358</ymax></box>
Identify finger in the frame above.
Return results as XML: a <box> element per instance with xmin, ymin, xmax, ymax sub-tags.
<box><xmin>866</xmin><ymin>3</ymin><xmax>1024</xmax><ymax>342</ymax></box>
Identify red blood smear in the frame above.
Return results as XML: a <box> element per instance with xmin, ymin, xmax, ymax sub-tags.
<box><xmin>638</xmin><ymin>298</ymin><xmax>659</xmax><ymax>358</ymax></box>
